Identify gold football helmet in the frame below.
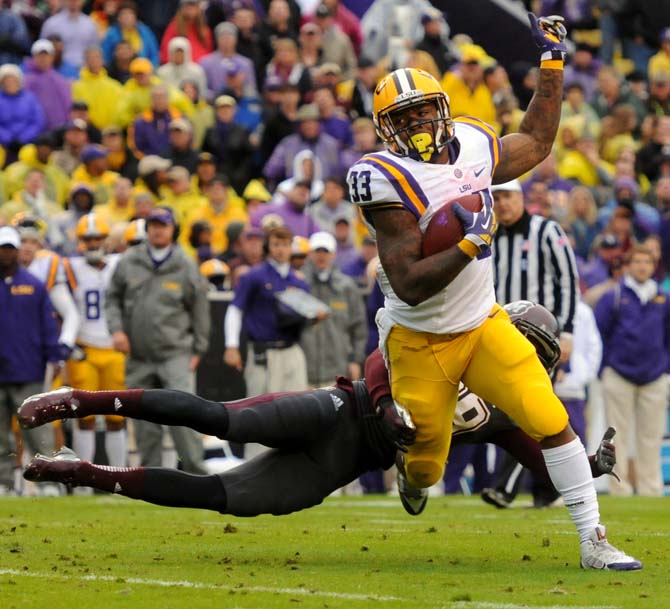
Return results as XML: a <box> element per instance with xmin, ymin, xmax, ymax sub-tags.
<box><xmin>76</xmin><ymin>213</ymin><xmax>110</xmax><ymax>239</ymax></box>
<box><xmin>11</xmin><ymin>212</ymin><xmax>48</xmax><ymax>242</ymax></box>
<box><xmin>76</xmin><ymin>213</ymin><xmax>110</xmax><ymax>264</ymax></box>
<box><xmin>124</xmin><ymin>218</ymin><xmax>147</xmax><ymax>246</ymax></box>
<box><xmin>372</xmin><ymin>67</ymin><xmax>454</xmax><ymax>161</ymax></box>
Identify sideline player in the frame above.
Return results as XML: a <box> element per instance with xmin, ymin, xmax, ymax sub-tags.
<box><xmin>12</xmin><ymin>214</ymin><xmax>80</xmax><ymax>360</ymax></box>
<box><xmin>66</xmin><ymin>213</ymin><xmax>127</xmax><ymax>471</ymax></box>
<box><xmin>19</xmin><ymin>303</ymin><xmax>622</xmax><ymax>569</ymax></box>
<box><xmin>345</xmin><ymin>14</ymin><xmax>640</xmax><ymax>570</ymax></box>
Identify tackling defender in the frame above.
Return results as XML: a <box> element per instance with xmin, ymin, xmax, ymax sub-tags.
<box><xmin>19</xmin><ymin>303</ymin><xmax>620</xmax><ymax>569</ymax></box>
<box><xmin>345</xmin><ymin>13</ymin><xmax>640</xmax><ymax>570</ymax></box>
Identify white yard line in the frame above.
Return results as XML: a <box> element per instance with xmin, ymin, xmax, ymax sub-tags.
<box><xmin>0</xmin><ymin>569</ymin><xmax>400</xmax><ymax>602</ymax></box>
<box><xmin>452</xmin><ymin>602</ymin><xmax>618</xmax><ymax>609</ymax></box>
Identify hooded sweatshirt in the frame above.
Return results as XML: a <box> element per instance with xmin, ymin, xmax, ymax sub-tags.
<box><xmin>157</xmin><ymin>37</ymin><xmax>207</xmax><ymax>100</ymax></box>
<box><xmin>23</xmin><ymin>58</ymin><xmax>71</xmax><ymax>131</ymax></box>
<box><xmin>0</xmin><ymin>66</ymin><xmax>45</xmax><ymax>146</ymax></box>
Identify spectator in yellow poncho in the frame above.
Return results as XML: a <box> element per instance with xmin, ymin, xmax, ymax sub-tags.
<box><xmin>180</xmin><ymin>173</ymin><xmax>248</xmax><ymax>258</ymax></box>
<box><xmin>72</xmin><ymin>46</ymin><xmax>126</xmax><ymax>130</ymax></box>
<box><xmin>116</xmin><ymin>57</ymin><xmax>193</xmax><ymax>128</ymax></box>
<box><xmin>441</xmin><ymin>44</ymin><xmax>497</xmax><ymax>129</ymax></box>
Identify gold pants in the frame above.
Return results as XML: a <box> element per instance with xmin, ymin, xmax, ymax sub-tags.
<box><xmin>387</xmin><ymin>305</ymin><xmax>568</xmax><ymax>488</ymax></box>
<box><xmin>66</xmin><ymin>345</ymin><xmax>126</xmax><ymax>424</ymax></box>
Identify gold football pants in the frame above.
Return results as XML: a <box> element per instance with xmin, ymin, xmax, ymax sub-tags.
<box><xmin>387</xmin><ymin>305</ymin><xmax>568</xmax><ymax>488</ymax></box>
<box><xmin>66</xmin><ymin>345</ymin><xmax>126</xmax><ymax>424</ymax></box>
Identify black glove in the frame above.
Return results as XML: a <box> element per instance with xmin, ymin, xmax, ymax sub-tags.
<box><xmin>594</xmin><ymin>426</ymin><xmax>620</xmax><ymax>481</ymax></box>
<box><xmin>375</xmin><ymin>397</ymin><xmax>417</xmax><ymax>453</ymax></box>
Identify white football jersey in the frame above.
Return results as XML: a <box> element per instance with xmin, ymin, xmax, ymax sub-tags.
<box><xmin>347</xmin><ymin>117</ymin><xmax>501</xmax><ymax>334</ymax></box>
<box><xmin>68</xmin><ymin>254</ymin><xmax>120</xmax><ymax>348</ymax></box>
<box><xmin>27</xmin><ymin>249</ymin><xmax>66</xmax><ymax>291</ymax></box>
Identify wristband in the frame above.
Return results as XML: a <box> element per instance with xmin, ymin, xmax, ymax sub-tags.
<box><xmin>540</xmin><ymin>59</ymin><xmax>564</xmax><ymax>70</ymax></box>
<box><xmin>457</xmin><ymin>238</ymin><xmax>479</xmax><ymax>259</ymax></box>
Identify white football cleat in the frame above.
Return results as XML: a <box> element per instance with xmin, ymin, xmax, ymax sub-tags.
<box><xmin>580</xmin><ymin>525</ymin><xmax>643</xmax><ymax>571</ymax></box>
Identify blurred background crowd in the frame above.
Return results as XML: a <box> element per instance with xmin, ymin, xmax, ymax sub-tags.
<box><xmin>0</xmin><ymin>0</ymin><xmax>669</xmax><ymax>498</ymax></box>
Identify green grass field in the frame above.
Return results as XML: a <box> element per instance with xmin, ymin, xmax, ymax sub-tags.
<box><xmin>1</xmin><ymin>494</ymin><xmax>668</xmax><ymax>609</ymax></box>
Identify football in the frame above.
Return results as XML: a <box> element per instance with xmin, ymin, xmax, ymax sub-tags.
<box><xmin>421</xmin><ymin>192</ymin><xmax>484</xmax><ymax>257</ymax></box>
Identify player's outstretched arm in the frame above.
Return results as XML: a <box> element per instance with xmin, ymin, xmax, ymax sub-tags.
<box><xmin>370</xmin><ymin>207</ymin><xmax>474</xmax><ymax>306</ymax></box>
<box><xmin>493</xmin><ymin>13</ymin><xmax>566</xmax><ymax>184</ymax></box>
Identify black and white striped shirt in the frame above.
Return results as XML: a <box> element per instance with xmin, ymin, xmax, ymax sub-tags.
<box><xmin>492</xmin><ymin>211</ymin><xmax>579</xmax><ymax>334</ymax></box>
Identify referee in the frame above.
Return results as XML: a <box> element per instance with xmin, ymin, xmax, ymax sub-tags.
<box><xmin>483</xmin><ymin>178</ymin><xmax>580</xmax><ymax>508</ymax></box>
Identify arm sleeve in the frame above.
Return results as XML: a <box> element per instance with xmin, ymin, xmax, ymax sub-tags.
<box><xmin>230</xmin><ymin>272</ymin><xmax>254</xmax><ymax>310</ymax></box>
<box><xmin>347</xmin><ymin>159</ymin><xmax>411</xmax><ymax>216</ymax></box>
<box><xmin>262</xmin><ymin>140</ymin><xmax>288</xmax><ymax>182</ymax></box>
<box><xmin>105</xmin><ymin>259</ymin><xmax>126</xmax><ymax>335</ymax></box>
<box><xmin>545</xmin><ymin>222</ymin><xmax>579</xmax><ymax>334</ymax></box>
<box><xmin>558</xmin><ymin>305</ymin><xmax>603</xmax><ymax>391</ymax></box>
<box><xmin>49</xmin><ymin>282</ymin><xmax>80</xmax><ymax>348</ymax></box>
<box><xmin>578</xmin><ymin>304</ymin><xmax>603</xmax><ymax>385</ymax></box>
<box><xmin>100</xmin><ymin>28</ymin><xmax>118</xmax><ymax>64</ymax></box>
<box><xmin>364</xmin><ymin>349</ymin><xmax>392</xmax><ymax>407</ymax></box>
<box><xmin>17</xmin><ymin>95</ymin><xmax>46</xmax><ymax>144</ymax></box>
<box><xmin>40</xmin><ymin>287</ymin><xmax>61</xmax><ymax>363</ymax></box>
<box><xmin>347</xmin><ymin>284</ymin><xmax>368</xmax><ymax>363</ymax></box>
<box><xmin>224</xmin><ymin>304</ymin><xmax>243</xmax><ymax>349</ymax></box>
<box><xmin>144</xmin><ymin>28</ymin><xmax>160</xmax><ymax>67</ymax></box>
<box><xmin>593</xmin><ymin>288</ymin><xmax>615</xmax><ymax>344</ymax></box>
<box><xmin>189</xmin><ymin>271</ymin><xmax>211</xmax><ymax>356</ymax></box>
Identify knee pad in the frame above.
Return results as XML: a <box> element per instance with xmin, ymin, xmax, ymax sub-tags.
<box><xmin>406</xmin><ymin>459</ymin><xmax>443</xmax><ymax>488</ymax></box>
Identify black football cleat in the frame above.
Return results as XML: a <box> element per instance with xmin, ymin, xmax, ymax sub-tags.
<box><xmin>396</xmin><ymin>455</ymin><xmax>428</xmax><ymax>516</ymax></box>
<box><xmin>23</xmin><ymin>447</ymin><xmax>81</xmax><ymax>485</ymax></box>
<box><xmin>18</xmin><ymin>387</ymin><xmax>80</xmax><ymax>428</ymax></box>
<box><xmin>480</xmin><ymin>487</ymin><xmax>513</xmax><ymax>509</ymax></box>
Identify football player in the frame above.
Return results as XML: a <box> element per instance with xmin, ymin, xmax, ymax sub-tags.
<box><xmin>19</xmin><ymin>303</ymin><xmax>618</xmax><ymax>569</ymax></box>
<box><xmin>66</xmin><ymin>213</ymin><xmax>126</xmax><ymax>472</ymax></box>
<box><xmin>345</xmin><ymin>14</ymin><xmax>640</xmax><ymax>570</ymax></box>
<box><xmin>12</xmin><ymin>214</ymin><xmax>80</xmax><ymax>361</ymax></box>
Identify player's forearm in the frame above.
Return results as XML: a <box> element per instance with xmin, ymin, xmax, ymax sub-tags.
<box><xmin>50</xmin><ymin>283</ymin><xmax>80</xmax><ymax>347</ymax></box>
<box><xmin>519</xmin><ymin>67</ymin><xmax>563</xmax><ymax>156</ymax></box>
<box><xmin>364</xmin><ymin>349</ymin><xmax>392</xmax><ymax>407</ymax></box>
<box><xmin>493</xmin><ymin>68</ymin><xmax>563</xmax><ymax>184</ymax></box>
<box><xmin>387</xmin><ymin>246</ymin><xmax>473</xmax><ymax>306</ymax></box>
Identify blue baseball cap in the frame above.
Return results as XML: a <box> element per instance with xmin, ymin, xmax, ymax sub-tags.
<box><xmin>147</xmin><ymin>206</ymin><xmax>175</xmax><ymax>225</ymax></box>
<box><xmin>80</xmin><ymin>144</ymin><xmax>107</xmax><ymax>164</ymax></box>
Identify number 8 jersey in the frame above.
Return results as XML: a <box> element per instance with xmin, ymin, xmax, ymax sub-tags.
<box><xmin>346</xmin><ymin>117</ymin><xmax>501</xmax><ymax>335</ymax></box>
<box><xmin>68</xmin><ymin>254</ymin><xmax>121</xmax><ymax>348</ymax></box>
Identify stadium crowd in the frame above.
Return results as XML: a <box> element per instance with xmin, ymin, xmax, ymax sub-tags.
<box><xmin>1</xmin><ymin>0</ymin><xmax>670</xmax><ymax>498</ymax></box>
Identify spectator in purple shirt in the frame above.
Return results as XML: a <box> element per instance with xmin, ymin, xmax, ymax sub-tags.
<box><xmin>314</xmin><ymin>85</ymin><xmax>352</xmax><ymax>148</ymax></box>
<box><xmin>251</xmin><ymin>180</ymin><xmax>318</xmax><ymax>238</ymax></box>
<box><xmin>0</xmin><ymin>226</ymin><xmax>59</xmax><ymax>495</ymax></box>
<box><xmin>23</xmin><ymin>39</ymin><xmax>71</xmax><ymax>132</ymax></box>
<box><xmin>563</xmin><ymin>43</ymin><xmax>602</xmax><ymax>103</ymax></box>
<box><xmin>0</xmin><ymin>5</ymin><xmax>30</xmax><ymax>66</ymax></box>
<box><xmin>263</xmin><ymin>103</ymin><xmax>341</xmax><ymax>188</ymax></box>
<box><xmin>128</xmin><ymin>84</ymin><xmax>181</xmax><ymax>159</ymax></box>
<box><xmin>595</xmin><ymin>244</ymin><xmax>670</xmax><ymax>496</ymax></box>
<box><xmin>199</xmin><ymin>21</ymin><xmax>258</xmax><ymax>98</ymax></box>
<box><xmin>224</xmin><ymin>224</ymin><xmax>311</xmax><ymax>397</ymax></box>
<box><xmin>333</xmin><ymin>216</ymin><xmax>360</xmax><ymax>271</ymax></box>
<box><xmin>655</xmin><ymin>177</ymin><xmax>670</xmax><ymax>279</ymax></box>
<box><xmin>0</xmin><ymin>64</ymin><xmax>45</xmax><ymax>164</ymax></box>
<box><xmin>340</xmin><ymin>117</ymin><xmax>383</xmax><ymax>171</ymax></box>
<box><xmin>40</xmin><ymin>0</ymin><xmax>99</xmax><ymax>69</ymax></box>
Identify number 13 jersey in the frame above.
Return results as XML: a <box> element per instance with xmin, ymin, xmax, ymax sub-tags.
<box><xmin>347</xmin><ymin>118</ymin><xmax>502</xmax><ymax>334</ymax></box>
<box><xmin>68</xmin><ymin>254</ymin><xmax>120</xmax><ymax>348</ymax></box>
